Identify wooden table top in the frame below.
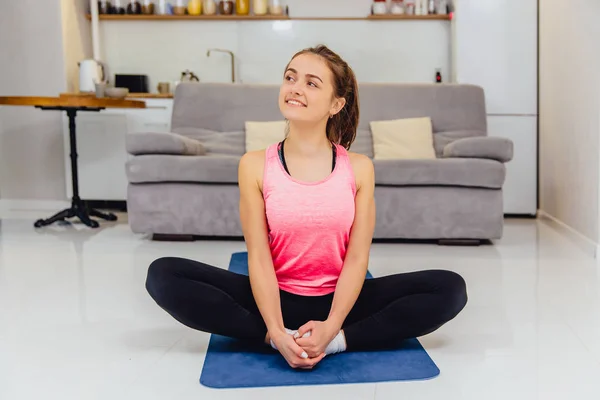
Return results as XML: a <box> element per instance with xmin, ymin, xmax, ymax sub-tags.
<box><xmin>58</xmin><ymin>92</ymin><xmax>174</xmax><ymax>100</ymax></box>
<box><xmin>0</xmin><ymin>95</ymin><xmax>146</xmax><ymax>109</ymax></box>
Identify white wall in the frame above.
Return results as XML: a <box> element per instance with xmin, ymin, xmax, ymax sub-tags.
<box><xmin>62</xmin><ymin>0</ymin><xmax>94</xmax><ymax>92</ymax></box>
<box><xmin>0</xmin><ymin>0</ymin><xmax>91</xmax><ymax>201</ymax></box>
<box><xmin>539</xmin><ymin>1</ymin><xmax>600</xmax><ymax>243</ymax></box>
<box><xmin>0</xmin><ymin>0</ymin><xmax>69</xmax><ymax>201</ymax></box>
<box><xmin>100</xmin><ymin>0</ymin><xmax>451</xmax><ymax>89</ymax></box>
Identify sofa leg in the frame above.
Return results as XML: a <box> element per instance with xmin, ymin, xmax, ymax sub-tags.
<box><xmin>152</xmin><ymin>234</ymin><xmax>195</xmax><ymax>242</ymax></box>
<box><xmin>438</xmin><ymin>239</ymin><xmax>482</xmax><ymax>246</ymax></box>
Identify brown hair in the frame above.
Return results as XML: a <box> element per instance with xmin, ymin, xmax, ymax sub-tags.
<box><xmin>286</xmin><ymin>45</ymin><xmax>360</xmax><ymax>150</ymax></box>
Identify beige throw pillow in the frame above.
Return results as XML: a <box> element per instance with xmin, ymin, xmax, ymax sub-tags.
<box><xmin>370</xmin><ymin>117</ymin><xmax>436</xmax><ymax>160</ymax></box>
<box><xmin>245</xmin><ymin>121</ymin><xmax>287</xmax><ymax>152</ymax></box>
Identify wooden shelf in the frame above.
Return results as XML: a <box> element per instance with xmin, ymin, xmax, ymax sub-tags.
<box><xmin>86</xmin><ymin>14</ymin><xmax>450</xmax><ymax>21</ymax></box>
<box><xmin>367</xmin><ymin>14</ymin><xmax>450</xmax><ymax>20</ymax></box>
<box><xmin>87</xmin><ymin>14</ymin><xmax>290</xmax><ymax>20</ymax></box>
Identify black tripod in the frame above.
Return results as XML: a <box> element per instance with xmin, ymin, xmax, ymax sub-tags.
<box><xmin>33</xmin><ymin>106</ymin><xmax>117</xmax><ymax>229</ymax></box>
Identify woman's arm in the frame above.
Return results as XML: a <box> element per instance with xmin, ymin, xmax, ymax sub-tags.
<box><xmin>326</xmin><ymin>153</ymin><xmax>376</xmax><ymax>330</ymax></box>
<box><xmin>238</xmin><ymin>151</ymin><xmax>286</xmax><ymax>338</ymax></box>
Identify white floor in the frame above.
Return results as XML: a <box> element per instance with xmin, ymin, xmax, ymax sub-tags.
<box><xmin>1</xmin><ymin>212</ymin><xmax>599</xmax><ymax>400</ymax></box>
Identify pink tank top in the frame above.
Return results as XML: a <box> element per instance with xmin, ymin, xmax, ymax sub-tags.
<box><xmin>262</xmin><ymin>142</ymin><xmax>356</xmax><ymax>296</ymax></box>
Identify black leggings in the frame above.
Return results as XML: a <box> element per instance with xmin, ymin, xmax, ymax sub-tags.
<box><xmin>145</xmin><ymin>257</ymin><xmax>468</xmax><ymax>351</ymax></box>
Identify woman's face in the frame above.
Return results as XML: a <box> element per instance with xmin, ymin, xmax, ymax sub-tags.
<box><xmin>279</xmin><ymin>53</ymin><xmax>344</xmax><ymax>124</ymax></box>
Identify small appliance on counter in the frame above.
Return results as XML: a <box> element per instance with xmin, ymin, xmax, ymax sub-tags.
<box><xmin>79</xmin><ymin>59</ymin><xmax>106</xmax><ymax>93</ymax></box>
<box><xmin>114</xmin><ymin>74</ymin><xmax>149</xmax><ymax>93</ymax></box>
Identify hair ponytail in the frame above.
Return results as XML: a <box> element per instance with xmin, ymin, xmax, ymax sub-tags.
<box><xmin>288</xmin><ymin>45</ymin><xmax>360</xmax><ymax>150</ymax></box>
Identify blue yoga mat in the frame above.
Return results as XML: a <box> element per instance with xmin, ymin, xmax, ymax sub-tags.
<box><xmin>199</xmin><ymin>252</ymin><xmax>440</xmax><ymax>389</ymax></box>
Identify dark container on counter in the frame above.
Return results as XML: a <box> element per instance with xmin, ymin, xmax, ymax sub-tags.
<box><xmin>127</xmin><ymin>0</ymin><xmax>143</xmax><ymax>14</ymax></box>
<box><xmin>219</xmin><ymin>0</ymin><xmax>234</xmax><ymax>15</ymax></box>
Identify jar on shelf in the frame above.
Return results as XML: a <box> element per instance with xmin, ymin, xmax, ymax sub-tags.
<box><xmin>390</xmin><ymin>0</ymin><xmax>405</xmax><ymax>15</ymax></box>
<box><xmin>98</xmin><ymin>1</ymin><xmax>113</xmax><ymax>14</ymax></box>
<box><xmin>372</xmin><ymin>0</ymin><xmax>388</xmax><ymax>15</ymax></box>
<box><xmin>141</xmin><ymin>0</ymin><xmax>155</xmax><ymax>14</ymax></box>
<box><xmin>156</xmin><ymin>0</ymin><xmax>170</xmax><ymax>14</ymax></box>
<box><xmin>188</xmin><ymin>0</ymin><xmax>202</xmax><ymax>15</ymax></box>
<box><xmin>219</xmin><ymin>0</ymin><xmax>234</xmax><ymax>14</ymax></box>
<box><xmin>436</xmin><ymin>0</ymin><xmax>448</xmax><ymax>15</ymax></box>
<box><xmin>404</xmin><ymin>0</ymin><xmax>415</xmax><ymax>15</ymax></box>
<box><xmin>253</xmin><ymin>0</ymin><xmax>267</xmax><ymax>15</ymax></box>
<box><xmin>236</xmin><ymin>0</ymin><xmax>249</xmax><ymax>15</ymax></box>
<box><xmin>127</xmin><ymin>0</ymin><xmax>143</xmax><ymax>14</ymax></box>
<box><xmin>113</xmin><ymin>0</ymin><xmax>126</xmax><ymax>14</ymax></box>
<box><xmin>268</xmin><ymin>0</ymin><xmax>283</xmax><ymax>15</ymax></box>
<box><xmin>203</xmin><ymin>0</ymin><xmax>217</xmax><ymax>14</ymax></box>
<box><xmin>415</xmin><ymin>0</ymin><xmax>426</xmax><ymax>15</ymax></box>
<box><xmin>173</xmin><ymin>0</ymin><xmax>187</xmax><ymax>14</ymax></box>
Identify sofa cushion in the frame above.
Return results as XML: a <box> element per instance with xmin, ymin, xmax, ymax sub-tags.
<box><xmin>171</xmin><ymin>127</ymin><xmax>245</xmax><ymax>156</ymax></box>
<box><xmin>443</xmin><ymin>136</ymin><xmax>514</xmax><ymax>163</ymax></box>
<box><xmin>126</xmin><ymin>132</ymin><xmax>206</xmax><ymax>156</ymax></box>
<box><xmin>245</xmin><ymin>120</ymin><xmax>287</xmax><ymax>152</ymax></box>
<box><xmin>126</xmin><ymin>154</ymin><xmax>240</xmax><ymax>184</ymax></box>
<box><xmin>370</xmin><ymin>117</ymin><xmax>436</xmax><ymax>160</ymax></box>
<box><xmin>433</xmin><ymin>130</ymin><xmax>484</xmax><ymax>157</ymax></box>
<box><xmin>373</xmin><ymin>158</ymin><xmax>505</xmax><ymax>189</ymax></box>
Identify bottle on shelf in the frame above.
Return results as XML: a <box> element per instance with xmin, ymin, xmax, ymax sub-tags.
<box><xmin>127</xmin><ymin>0</ymin><xmax>143</xmax><ymax>14</ymax></box>
<box><xmin>436</xmin><ymin>0</ymin><xmax>448</xmax><ymax>15</ymax></box>
<box><xmin>173</xmin><ymin>0</ymin><xmax>186</xmax><ymax>14</ymax></box>
<box><xmin>156</xmin><ymin>0</ymin><xmax>170</xmax><ymax>14</ymax></box>
<box><xmin>253</xmin><ymin>0</ymin><xmax>267</xmax><ymax>15</ymax></box>
<box><xmin>203</xmin><ymin>0</ymin><xmax>217</xmax><ymax>14</ymax></box>
<box><xmin>188</xmin><ymin>0</ymin><xmax>202</xmax><ymax>15</ymax></box>
<box><xmin>418</xmin><ymin>0</ymin><xmax>428</xmax><ymax>15</ymax></box>
<box><xmin>113</xmin><ymin>0</ymin><xmax>126</xmax><ymax>14</ymax></box>
<box><xmin>236</xmin><ymin>0</ymin><xmax>250</xmax><ymax>15</ymax></box>
<box><xmin>219</xmin><ymin>0</ymin><xmax>234</xmax><ymax>14</ymax></box>
<box><xmin>141</xmin><ymin>0</ymin><xmax>155</xmax><ymax>14</ymax></box>
<box><xmin>268</xmin><ymin>0</ymin><xmax>284</xmax><ymax>15</ymax></box>
<box><xmin>372</xmin><ymin>0</ymin><xmax>388</xmax><ymax>15</ymax></box>
<box><xmin>435</xmin><ymin>69</ymin><xmax>442</xmax><ymax>83</ymax></box>
<box><xmin>390</xmin><ymin>0</ymin><xmax>405</xmax><ymax>15</ymax></box>
<box><xmin>98</xmin><ymin>1</ymin><xmax>114</xmax><ymax>14</ymax></box>
<box><xmin>428</xmin><ymin>0</ymin><xmax>436</xmax><ymax>14</ymax></box>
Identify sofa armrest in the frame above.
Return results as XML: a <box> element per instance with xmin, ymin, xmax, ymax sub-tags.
<box><xmin>443</xmin><ymin>137</ymin><xmax>513</xmax><ymax>163</ymax></box>
<box><xmin>126</xmin><ymin>132</ymin><xmax>206</xmax><ymax>156</ymax></box>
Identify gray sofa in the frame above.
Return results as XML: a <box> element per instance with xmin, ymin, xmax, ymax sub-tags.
<box><xmin>126</xmin><ymin>82</ymin><xmax>513</xmax><ymax>242</ymax></box>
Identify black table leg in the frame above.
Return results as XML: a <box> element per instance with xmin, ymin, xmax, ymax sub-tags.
<box><xmin>34</xmin><ymin>107</ymin><xmax>117</xmax><ymax>229</ymax></box>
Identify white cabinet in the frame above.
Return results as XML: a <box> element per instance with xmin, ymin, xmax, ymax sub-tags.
<box><xmin>453</xmin><ymin>0</ymin><xmax>538</xmax><ymax>115</ymax></box>
<box><xmin>63</xmin><ymin>99</ymin><xmax>172</xmax><ymax>201</ymax></box>
<box><xmin>487</xmin><ymin>116</ymin><xmax>538</xmax><ymax>216</ymax></box>
<box><xmin>453</xmin><ymin>0</ymin><xmax>538</xmax><ymax>215</ymax></box>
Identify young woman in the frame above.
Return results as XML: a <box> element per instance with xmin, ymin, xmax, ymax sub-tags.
<box><xmin>145</xmin><ymin>45</ymin><xmax>467</xmax><ymax>370</ymax></box>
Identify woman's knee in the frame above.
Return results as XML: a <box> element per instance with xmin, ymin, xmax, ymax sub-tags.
<box><xmin>435</xmin><ymin>270</ymin><xmax>468</xmax><ymax>318</ymax></box>
<box><xmin>146</xmin><ymin>257</ymin><xmax>179</xmax><ymax>304</ymax></box>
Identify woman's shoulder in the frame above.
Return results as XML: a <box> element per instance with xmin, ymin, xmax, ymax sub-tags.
<box><xmin>239</xmin><ymin>149</ymin><xmax>267</xmax><ymax>188</ymax></box>
<box><xmin>346</xmin><ymin>151</ymin><xmax>374</xmax><ymax>191</ymax></box>
<box><xmin>346</xmin><ymin>151</ymin><xmax>373</xmax><ymax>172</ymax></box>
<box><xmin>240</xmin><ymin>148</ymin><xmax>267</xmax><ymax>167</ymax></box>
